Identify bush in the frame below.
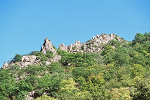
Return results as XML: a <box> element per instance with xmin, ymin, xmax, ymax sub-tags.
<box><xmin>72</xmin><ymin>46</ymin><xmax>77</xmax><ymax>50</ymax></box>
<box><xmin>133</xmin><ymin>33</ymin><xmax>146</xmax><ymax>44</ymax></box>
<box><xmin>46</xmin><ymin>51</ymin><xmax>54</xmax><ymax>58</ymax></box>
<box><xmin>109</xmin><ymin>40</ymin><xmax>121</xmax><ymax>47</ymax></box>
<box><xmin>30</xmin><ymin>51</ymin><xmax>43</xmax><ymax>56</ymax></box>
<box><xmin>93</xmin><ymin>45</ymin><xmax>97</xmax><ymax>48</ymax></box>
<box><xmin>81</xmin><ymin>45</ymin><xmax>84</xmax><ymax>50</ymax></box>
<box><xmin>12</xmin><ymin>54</ymin><xmax>22</xmax><ymax>63</ymax></box>
<box><xmin>10</xmin><ymin>65</ymin><xmax>20</xmax><ymax>71</ymax></box>
<box><xmin>72</xmin><ymin>67</ymin><xmax>91</xmax><ymax>80</ymax></box>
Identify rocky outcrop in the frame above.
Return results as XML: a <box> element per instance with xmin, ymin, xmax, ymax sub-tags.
<box><xmin>1</xmin><ymin>33</ymin><xmax>123</xmax><ymax>69</ymax></box>
<box><xmin>20</xmin><ymin>55</ymin><xmax>37</xmax><ymax>68</ymax></box>
<box><xmin>68</xmin><ymin>41</ymin><xmax>83</xmax><ymax>52</ymax></box>
<box><xmin>58</xmin><ymin>33</ymin><xmax>123</xmax><ymax>53</ymax></box>
<box><xmin>59</xmin><ymin>41</ymin><xmax>84</xmax><ymax>52</ymax></box>
<box><xmin>26</xmin><ymin>91</ymin><xmax>35</xmax><ymax>100</ymax></box>
<box><xmin>2</xmin><ymin>54</ymin><xmax>61</xmax><ymax>69</ymax></box>
<box><xmin>91</xmin><ymin>33</ymin><xmax>121</xmax><ymax>45</ymax></box>
<box><xmin>2</xmin><ymin>55</ymin><xmax>39</xmax><ymax>69</ymax></box>
<box><xmin>51</xmin><ymin>55</ymin><xmax>61</xmax><ymax>62</ymax></box>
<box><xmin>42</xmin><ymin>55</ymin><xmax>61</xmax><ymax>65</ymax></box>
<box><xmin>41</xmin><ymin>38</ymin><xmax>57</xmax><ymax>55</ymax></box>
<box><xmin>59</xmin><ymin>43</ymin><xmax>68</xmax><ymax>51</ymax></box>
<box><xmin>1</xmin><ymin>63</ymin><xmax>9</xmax><ymax>69</ymax></box>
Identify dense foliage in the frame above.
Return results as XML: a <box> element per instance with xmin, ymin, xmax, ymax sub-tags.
<box><xmin>12</xmin><ymin>54</ymin><xmax>22</xmax><ymax>63</ymax></box>
<box><xmin>0</xmin><ymin>32</ymin><xmax>150</xmax><ymax>100</ymax></box>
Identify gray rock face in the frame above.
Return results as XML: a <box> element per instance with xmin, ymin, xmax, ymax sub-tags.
<box><xmin>20</xmin><ymin>55</ymin><xmax>37</xmax><ymax>68</ymax></box>
<box><xmin>1</xmin><ymin>63</ymin><xmax>9</xmax><ymax>69</ymax></box>
<box><xmin>45</xmin><ymin>61</ymin><xmax>51</xmax><ymax>65</ymax></box>
<box><xmin>41</xmin><ymin>38</ymin><xmax>57</xmax><ymax>54</ymax></box>
<box><xmin>26</xmin><ymin>91</ymin><xmax>35</xmax><ymax>100</ymax></box>
<box><xmin>59</xmin><ymin>43</ymin><xmax>68</xmax><ymax>51</ymax></box>
<box><xmin>51</xmin><ymin>55</ymin><xmax>61</xmax><ymax>62</ymax></box>
<box><xmin>68</xmin><ymin>41</ymin><xmax>83</xmax><ymax>52</ymax></box>
<box><xmin>92</xmin><ymin>33</ymin><xmax>121</xmax><ymax>45</ymax></box>
<box><xmin>22</xmin><ymin>55</ymin><xmax>36</xmax><ymax>63</ymax></box>
<box><xmin>1</xmin><ymin>34</ymin><xmax>123</xmax><ymax>69</ymax></box>
<box><xmin>58</xmin><ymin>33</ymin><xmax>123</xmax><ymax>53</ymax></box>
<box><xmin>2</xmin><ymin>55</ymin><xmax>39</xmax><ymax>69</ymax></box>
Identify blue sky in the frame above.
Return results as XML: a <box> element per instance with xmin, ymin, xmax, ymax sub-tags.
<box><xmin>0</xmin><ymin>0</ymin><xmax>150</xmax><ymax>67</ymax></box>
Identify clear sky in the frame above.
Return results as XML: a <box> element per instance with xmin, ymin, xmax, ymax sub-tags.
<box><xmin>0</xmin><ymin>0</ymin><xmax>150</xmax><ymax>67</ymax></box>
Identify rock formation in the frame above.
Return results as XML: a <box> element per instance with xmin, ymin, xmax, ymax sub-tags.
<box><xmin>58</xmin><ymin>33</ymin><xmax>122</xmax><ymax>53</ymax></box>
<box><xmin>41</xmin><ymin>38</ymin><xmax>57</xmax><ymax>55</ymax></box>
<box><xmin>20</xmin><ymin>55</ymin><xmax>37</xmax><ymax>68</ymax></box>
<box><xmin>2</xmin><ymin>55</ymin><xmax>39</xmax><ymax>69</ymax></box>
<box><xmin>1</xmin><ymin>33</ymin><xmax>123</xmax><ymax>69</ymax></box>
<box><xmin>2</xmin><ymin>63</ymin><xmax>8</xmax><ymax>69</ymax></box>
<box><xmin>50</xmin><ymin>55</ymin><xmax>61</xmax><ymax>62</ymax></box>
<box><xmin>59</xmin><ymin>43</ymin><xmax>68</xmax><ymax>51</ymax></box>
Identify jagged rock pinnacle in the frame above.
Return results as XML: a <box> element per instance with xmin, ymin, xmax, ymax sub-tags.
<box><xmin>40</xmin><ymin>38</ymin><xmax>57</xmax><ymax>55</ymax></box>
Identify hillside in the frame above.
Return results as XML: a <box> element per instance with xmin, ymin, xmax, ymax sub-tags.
<box><xmin>0</xmin><ymin>33</ymin><xmax>150</xmax><ymax>100</ymax></box>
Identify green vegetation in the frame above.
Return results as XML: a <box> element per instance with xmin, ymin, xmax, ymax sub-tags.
<box><xmin>30</xmin><ymin>51</ymin><xmax>54</xmax><ymax>61</ymax></box>
<box><xmin>1</xmin><ymin>32</ymin><xmax>150</xmax><ymax>100</ymax></box>
<box><xmin>12</xmin><ymin>54</ymin><xmax>22</xmax><ymax>63</ymax></box>
<box><xmin>81</xmin><ymin>45</ymin><xmax>84</xmax><ymax>50</ymax></box>
<box><xmin>93</xmin><ymin>45</ymin><xmax>97</xmax><ymax>48</ymax></box>
<box><xmin>72</xmin><ymin>46</ymin><xmax>77</xmax><ymax>50</ymax></box>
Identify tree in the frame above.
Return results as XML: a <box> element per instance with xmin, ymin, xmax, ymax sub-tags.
<box><xmin>101</xmin><ymin>44</ymin><xmax>114</xmax><ymax>56</ymax></box>
<box><xmin>58</xmin><ymin>78</ymin><xmax>92</xmax><ymax>100</ymax></box>
<box><xmin>12</xmin><ymin>54</ymin><xmax>22</xmax><ymax>63</ymax></box>
<box><xmin>113</xmin><ymin>47</ymin><xmax>130</xmax><ymax>66</ymax></box>
<box><xmin>130</xmin><ymin>64</ymin><xmax>145</xmax><ymax>78</ymax></box>
<box><xmin>111</xmin><ymin>88</ymin><xmax>132</xmax><ymax>100</ymax></box>
<box><xmin>133</xmin><ymin>33</ymin><xmax>145</xmax><ymax>44</ymax></box>
<box><xmin>89</xmin><ymin>73</ymin><xmax>105</xmax><ymax>86</ymax></box>
<box><xmin>130</xmin><ymin>76</ymin><xmax>150</xmax><ymax>100</ymax></box>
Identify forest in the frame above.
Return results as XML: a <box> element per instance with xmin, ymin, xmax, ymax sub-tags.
<box><xmin>0</xmin><ymin>32</ymin><xmax>150</xmax><ymax>100</ymax></box>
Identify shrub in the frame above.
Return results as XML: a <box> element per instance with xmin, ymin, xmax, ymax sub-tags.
<box><xmin>72</xmin><ymin>46</ymin><xmax>77</xmax><ymax>50</ymax></box>
<box><xmin>93</xmin><ymin>45</ymin><xmax>97</xmax><ymax>48</ymax></box>
<box><xmin>46</xmin><ymin>51</ymin><xmax>54</xmax><ymax>58</ymax></box>
<box><xmin>81</xmin><ymin>45</ymin><xmax>84</xmax><ymax>50</ymax></box>
<box><xmin>53</xmin><ymin>45</ymin><xmax>57</xmax><ymax>50</ymax></box>
<box><xmin>109</xmin><ymin>40</ymin><xmax>121</xmax><ymax>46</ymax></box>
<box><xmin>12</xmin><ymin>54</ymin><xmax>22</xmax><ymax>63</ymax></box>
<box><xmin>86</xmin><ymin>39</ymin><xmax>91</xmax><ymax>43</ymax></box>
<box><xmin>115</xmin><ymin>36</ymin><xmax>119</xmax><ymax>40</ymax></box>
<box><xmin>30</xmin><ymin>51</ymin><xmax>44</xmax><ymax>56</ymax></box>
<box><xmin>10</xmin><ymin>65</ymin><xmax>20</xmax><ymax>71</ymax></box>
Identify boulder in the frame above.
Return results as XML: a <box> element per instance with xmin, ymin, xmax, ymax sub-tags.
<box><xmin>45</xmin><ymin>61</ymin><xmax>51</xmax><ymax>65</ymax></box>
<box><xmin>51</xmin><ymin>55</ymin><xmax>61</xmax><ymax>62</ymax></box>
<box><xmin>41</xmin><ymin>38</ymin><xmax>57</xmax><ymax>55</ymax></box>
<box><xmin>20</xmin><ymin>55</ymin><xmax>37</xmax><ymax>68</ymax></box>
<box><xmin>2</xmin><ymin>63</ymin><xmax>9</xmax><ymax>69</ymax></box>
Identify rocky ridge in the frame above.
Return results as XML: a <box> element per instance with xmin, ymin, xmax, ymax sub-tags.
<box><xmin>1</xmin><ymin>33</ymin><xmax>124</xmax><ymax>100</ymax></box>
<box><xmin>2</xmin><ymin>38</ymin><xmax>61</xmax><ymax>69</ymax></box>
<box><xmin>2</xmin><ymin>33</ymin><xmax>122</xmax><ymax>69</ymax></box>
<box><xmin>59</xmin><ymin>33</ymin><xmax>122</xmax><ymax>53</ymax></box>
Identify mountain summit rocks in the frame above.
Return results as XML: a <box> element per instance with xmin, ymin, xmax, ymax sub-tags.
<box><xmin>59</xmin><ymin>33</ymin><xmax>122</xmax><ymax>53</ymax></box>
<box><xmin>41</xmin><ymin>38</ymin><xmax>57</xmax><ymax>55</ymax></box>
<box><xmin>2</xmin><ymin>33</ymin><xmax>123</xmax><ymax>69</ymax></box>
